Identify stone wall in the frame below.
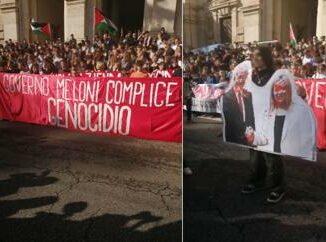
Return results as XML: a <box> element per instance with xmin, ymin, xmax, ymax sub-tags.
<box><xmin>0</xmin><ymin>0</ymin><xmax>180</xmax><ymax>43</ymax></box>
<box><xmin>143</xmin><ymin>0</ymin><xmax>181</xmax><ymax>35</ymax></box>
<box><xmin>185</xmin><ymin>0</ymin><xmax>325</xmax><ymax>47</ymax></box>
<box><xmin>184</xmin><ymin>0</ymin><xmax>212</xmax><ymax>49</ymax></box>
<box><xmin>317</xmin><ymin>0</ymin><xmax>326</xmax><ymax>37</ymax></box>
<box><xmin>0</xmin><ymin>0</ymin><xmax>18</xmax><ymax>41</ymax></box>
<box><xmin>64</xmin><ymin>0</ymin><xmax>86</xmax><ymax>41</ymax></box>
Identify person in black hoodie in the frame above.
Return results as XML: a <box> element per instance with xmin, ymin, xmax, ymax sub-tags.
<box><xmin>241</xmin><ymin>46</ymin><xmax>285</xmax><ymax>204</ymax></box>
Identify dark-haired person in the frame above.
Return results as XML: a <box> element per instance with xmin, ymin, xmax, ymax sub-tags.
<box><xmin>312</xmin><ymin>63</ymin><xmax>326</xmax><ymax>78</ymax></box>
<box><xmin>42</xmin><ymin>59</ymin><xmax>57</xmax><ymax>74</ymax></box>
<box><xmin>70</xmin><ymin>65</ymin><xmax>79</xmax><ymax>77</ymax></box>
<box><xmin>6</xmin><ymin>61</ymin><xmax>18</xmax><ymax>73</ymax></box>
<box><xmin>152</xmin><ymin>61</ymin><xmax>170</xmax><ymax>77</ymax></box>
<box><xmin>183</xmin><ymin>73</ymin><xmax>193</xmax><ymax>122</ymax></box>
<box><xmin>300</xmin><ymin>63</ymin><xmax>315</xmax><ymax>78</ymax></box>
<box><xmin>18</xmin><ymin>62</ymin><xmax>29</xmax><ymax>74</ymax></box>
<box><xmin>0</xmin><ymin>61</ymin><xmax>7</xmax><ymax>72</ymax></box>
<box><xmin>241</xmin><ymin>46</ymin><xmax>285</xmax><ymax>203</ymax></box>
<box><xmin>199</xmin><ymin>66</ymin><xmax>217</xmax><ymax>84</ymax></box>
<box><xmin>58</xmin><ymin>60</ymin><xmax>70</xmax><ymax>75</ymax></box>
<box><xmin>160</xmin><ymin>27</ymin><xmax>170</xmax><ymax>41</ymax></box>
<box><xmin>30</xmin><ymin>63</ymin><xmax>40</xmax><ymax>74</ymax></box>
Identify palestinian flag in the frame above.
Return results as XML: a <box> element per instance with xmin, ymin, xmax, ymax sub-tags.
<box><xmin>31</xmin><ymin>22</ymin><xmax>52</xmax><ymax>38</ymax></box>
<box><xmin>94</xmin><ymin>8</ymin><xmax>118</xmax><ymax>35</ymax></box>
<box><xmin>289</xmin><ymin>22</ymin><xmax>297</xmax><ymax>49</ymax></box>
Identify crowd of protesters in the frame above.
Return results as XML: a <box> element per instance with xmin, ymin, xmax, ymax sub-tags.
<box><xmin>0</xmin><ymin>27</ymin><xmax>182</xmax><ymax>77</ymax></box>
<box><xmin>184</xmin><ymin>36</ymin><xmax>326</xmax><ymax>86</ymax></box>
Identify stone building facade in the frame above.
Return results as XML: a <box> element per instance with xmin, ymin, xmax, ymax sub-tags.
<box><xmin>0</xmin><ymin>0</ymin><xmax>182</xmax><ymax>43</ymax></box>
<box><xmin>184</xmin><ymin>0</ymin><xmax>326</xmax><ymax>49</ymax></box>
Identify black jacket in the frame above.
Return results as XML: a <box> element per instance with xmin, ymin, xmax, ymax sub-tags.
<box><xmin>252</xmin><ymin>68</ymin><xmax>275</xmax><ymax>86</ymax></box>
<box><xmin>223</xmin><ymin>89</ymin><xmax>255</xmax><ymax>145</ymax></box>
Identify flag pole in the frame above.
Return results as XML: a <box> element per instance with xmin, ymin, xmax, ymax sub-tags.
<box><xmin>93</xmin><ymin>6</ymin><xmax>96</xmax><ymax>44</ymax></box>
<box><xmin>49</xmin><ymin>23</ymin><xmax>52</xmax><ymax>42</ymax></box>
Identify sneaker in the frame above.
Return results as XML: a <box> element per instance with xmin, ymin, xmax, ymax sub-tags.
<box><xmin>266</xmin><ymin>190</ymin><xmax>285</xmax><ymax>204</ymax></box>
<box><xmin>184</xmin><ymin>167</ymin><xmax>193</xmax><ymax>175</ymax></box>
<box><xmin>241</xmin><ymin>183</ymin><xmax>265</xmax><ymax>194</ymax></box>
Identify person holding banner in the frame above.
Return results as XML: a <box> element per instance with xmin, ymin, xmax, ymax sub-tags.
<box><xmin>236</xmin><ymin>47</ymin><xmax>286</xmax><ymax>203</ymax></box>
<box><xmin>237</xmin><ymin>47</ymin><xmax>317</xmax><ymax>204</ymax></box>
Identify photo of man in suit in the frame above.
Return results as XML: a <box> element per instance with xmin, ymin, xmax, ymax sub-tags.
<box><xmin>222</xmin><ymin>69</ymin><xmax>255</xmax><ymax>145</ymax></box>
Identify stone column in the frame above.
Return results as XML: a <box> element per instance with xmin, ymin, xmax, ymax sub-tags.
<box><xmin>241</xmin><ymin>1</ymin><xmax>261</xmax><ymax>43</ymax></box>
<box><xmin>143</xmin><ymin>0</ymin><xmax>178</xmax><ymax>33</ymax></box>
<box><xmin>17</xmin><ymin>0</ymin><xmax>32</xmax><ymax>41</ymax></box>
<box><xmin>212</xmin><ymin>10</ymin><xmax>220</xmax><ymax>43</ymax></box>
<box><xmin>183</xmin><ymin>0</ymin><xmax>194</xmax><ymax>49</ymax></box>
<box><xmin>316</xmin><ymin>0</ymin><xmax>326</xmax><ymax>37</ymax></box>
<box><xmin>272</xmin><ymin>0</ymin><xmax>283</xmax><ymax>43</ymax></box>
<box><xmin>143</xmin><ymin>0</ymin><xmax>154</xmax><ymax>31</ymax></box>
<box><xmin>231</xmin><ymin>7</ymin><xmax>237</xmax><ymax>42</ymax></box>
<box><xmin>84</xmin><ymin>0</ymin><xmax>103</xmax><ymax>41</ymax></box>
<box><xmin>0</xmin><ymin>0</ymin><xmax>18</xmax><ymax>41</ymax></box>
<box><xmin>260</xmin><ymin>0</ymin><xmax>273</xmax><ymax>42</ymax></box>
<box><xmin>64</xmin><ymin>0</ymin><xmax>86</xmax><ymax>41</ymax></box>
<box><xmin>174</xmin><ymin>0</ymin><xmax>182</xmax><ymax>36</ymax></box>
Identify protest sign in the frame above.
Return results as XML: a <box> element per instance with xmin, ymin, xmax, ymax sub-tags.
<box><xmin>0</xmin><ymin>73</ymin><xmax>182</xmax><ymax>142</ymax></box>
<box><xmin>296</xmin><ymin>79</ymin><xmax>326</xmax><ymax>150</ymax></box>
<box><xmin>221</xmin><ymin>61</ymin><xmax>317</xmax><ymax>161</ymax></box>
<box><xmin>191</xmin><ymin>84</ymin><xmax>224</xmax><ymax>113</ymax></box>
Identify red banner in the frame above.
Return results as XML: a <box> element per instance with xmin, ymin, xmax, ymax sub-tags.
<box><xmin>0</xmin><ymin>73</ymin><xmax>182</xmax><ymax>142</ymax></box>
<box><xmin>296</xmin><ymin>79</ymin><xmax>326</xmax><ymax>150</ymax></box>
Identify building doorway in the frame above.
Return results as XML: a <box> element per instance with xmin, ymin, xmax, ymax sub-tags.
<box><xmin>102</xmin><ymin>0</ymin><xmax>145</xmax><ymax>32</ymax></box>
<box><xmin>279</xmin><ymin>0</ymin><xmax>318</xmax><ymax>42</ymax></box>
<box><xmin>34</xmin><ymin>0</ymin><xmax>64</xmax><ymax>40</ymax></box>
<box><xmin>220</xmin><ymin>17</ymin><xmax>232</xmax><ymax>43</ymax></box>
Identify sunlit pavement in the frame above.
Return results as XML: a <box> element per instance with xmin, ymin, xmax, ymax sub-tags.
<box><xmin>184</xmin><ymin>114</ymin><xmax>326</xmax><ymax>242</ymax></box>
<box><xmin>0</xmin><ymin>121</ymin><xmax>181</xmax><ymax>242</ymax></box>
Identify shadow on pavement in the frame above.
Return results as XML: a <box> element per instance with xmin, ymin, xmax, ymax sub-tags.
<box><xmin>0</xmin><ymin>206</ymin><xmax>181</xmax><ymax>242</ymax></box>
<box><xmin>184</xmin><ymin>157</ymin><xmax>326</xmax><ymax>242</ymax></box>
<box><xmin>0</xmin><ymin>171</ymin><xmax>59</xmax><ymax>218</ymax></box>
<box><xmin>0</xmin><ymin>170</ymin><xmax>59</xmax><ymax>198</ymax></box>
<box><xmin>0</xmin><ymin>171</ymin><xmax>181</xmax><ymax>242</ymax></box>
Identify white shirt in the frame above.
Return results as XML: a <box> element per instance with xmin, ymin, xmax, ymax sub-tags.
<box><xmin>302</xmin><ymin>56</ymin><xmax>314</xmax><ymax>65</ymax></box>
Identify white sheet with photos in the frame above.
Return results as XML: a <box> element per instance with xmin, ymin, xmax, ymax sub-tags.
<box><xmin>221</xmin><ymin>61</ymin><xmax>317</xmax><ymax>161</ymax></box>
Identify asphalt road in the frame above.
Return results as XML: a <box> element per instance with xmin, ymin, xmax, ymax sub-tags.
<box><xmin>184</xmin><ymin>115</ymin><xmax>326</xmax><ymax>242</ymax></box>
<box><xmin>0</xmin><ymin>121</ymin><xmax>181</xmax><ymax>242</ymax></box>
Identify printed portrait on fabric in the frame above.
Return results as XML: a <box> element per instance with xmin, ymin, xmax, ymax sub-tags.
<box><xmin>222</xmin><ymin>62</ymin><xmax>317</xmax><ymax>161</ymax></box>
